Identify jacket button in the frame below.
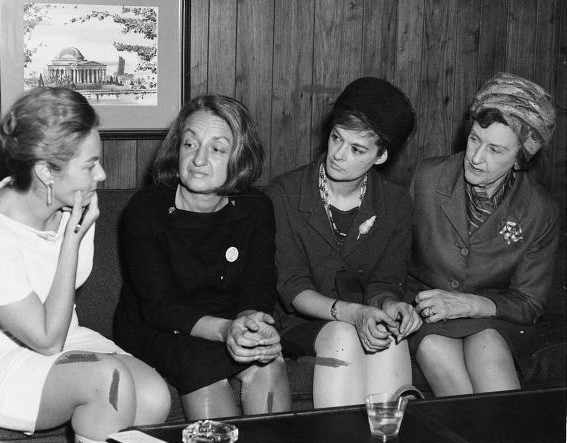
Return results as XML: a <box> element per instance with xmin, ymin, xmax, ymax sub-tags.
<box><xmin>357</xmin><ymin>268</ymin><xmax>364</xmax><ymax>274</ymax></box>
<box><xmin>173</xmin><ymin>330</ymin><xmax>180</xmax><ymax>335</ymax></box>
<box><xmin>450</xmin><ymin>280</ymin><xmax>460</xmax><ymax>288</ymax></box>
<box><xmin>220</xmin><ymin>275</ymin><xmax>224</xmax><ymax>280</ymax></box>
<box><xmin>460</xmin><ymin>248</ymin><xmax>469</xmax><ymax>256</ymax></box>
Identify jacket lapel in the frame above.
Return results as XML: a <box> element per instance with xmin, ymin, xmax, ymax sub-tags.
<box><xmin>341</xmin><ymin>170</ymin><xmax>386</xmax><ymax>258</ymax></box>
<box><xmin>438</xmin><ymin>155</ymin><xmax>470</xmax><ymax>246</ymax></box>
<box><xmin>298</xmin><ymin>159</ymin><xmax>339</xmax><ymax>250</ymax></box>
<box><xmin>471</xmin><ymin>172</ymin><xmax>530</xmax><ymax>243</ymax></box>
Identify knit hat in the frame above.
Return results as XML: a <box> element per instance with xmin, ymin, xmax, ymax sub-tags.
<box><xmin>333</xmin><ymin>77</ymin><xmax>416</xmax><ymax>153</ymax></box>
<box><xmin>469</xmin><ymin>72</ymin><xmax>556</xmax><ymax>160</ymax></box>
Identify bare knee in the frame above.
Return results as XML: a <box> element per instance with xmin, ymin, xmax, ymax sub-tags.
<box><xmin>90</xmin><ymin>356</ymin><xmax>136</xmax><ymax>412</ymax></box>
<box><xmin>315</xmin><ymin>322</ymin><xmax>361</xmax><ymax>359</ymax></box>
<box><xmin>135</xmin><ymin>368</ymin><xmax>171</xmax><ymax>422</ymax></box>
<box><xmin>417</xmin><ymin>335</ymin><xmax>458</xmax><ymax>375</ymax></box>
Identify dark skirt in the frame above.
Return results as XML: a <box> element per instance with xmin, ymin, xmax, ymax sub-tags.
<box><xmin>114</xmin><ymin>312</ymin><xmax>249</xmax><ymax>395</ymax></box>
<box><xmin>280</xmin><ymin>319</ymin><xmax>329</xmax><ymax>357</ymax></box>
<box><xmin>408</xmin><ymin>318</ymin><xmax>538</xmax><ymax>373</ymax></box>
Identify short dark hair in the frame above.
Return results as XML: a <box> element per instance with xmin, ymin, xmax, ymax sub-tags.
<box><xmin>468</xmin><ymin>107</ymin><xmax>529</xmax><ymax>170</ymax></box>
<box><xmin>153</xmin><ymin>94</ymin><xmax>264</xmax><ymax>194</ymax></box>
<box><xmin>0</xmin><ymin>87</ymin><xmax>99</xmax><ymax>191</ymax></box>
<box><xmin>324</xmin><ymin>108</ymin><xmax>388</xmax><ymax>156</ymax></box>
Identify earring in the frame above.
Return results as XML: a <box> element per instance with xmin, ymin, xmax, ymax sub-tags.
<box><xmin>46</xmin><ymin>182</ymin><xmax>53</xmax><ymax>207</ymax></box>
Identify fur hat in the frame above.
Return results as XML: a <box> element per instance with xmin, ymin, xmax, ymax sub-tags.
<box><xmin>333</xmin><ymin>77</ymin><xmax>416</xmax><ymax>153</ymax></box>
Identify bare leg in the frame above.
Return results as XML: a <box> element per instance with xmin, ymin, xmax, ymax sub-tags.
<box><xmin>114</xmin><ymin>354</ymin><xmax>171</xmax><ymax>425</ymax></box>
<box><xmin>313</xmin><ymin>322</ymin><xmax>366</xmax><ymax>407</ymax></box>
<box><xmin>416</xmin><ymin>335</ymin><xmax>473</xmax><ymax>396</ymax></box>
<box><xmin>181</xmin><ymin>379</ymin><xmax>239</xmax><ymax>420</ymax></box>
<box><xmin>36</xmin><ymin>352</ymin><xmax>136</xmax><ymax>441</ymax></box>
<box><xmin>463</xmin><ymin>329</ymin><xmax>520</xmax><ymax>393</ymax></box>
<box><xmin>234</xmin><ymin>355</ymin><xmax>291</xmax><ymax>415</ymax></box>
<box><xmin>364</xmin><ymin>339</ymin><xmax>411</xmax><ymax>396</ymax></box>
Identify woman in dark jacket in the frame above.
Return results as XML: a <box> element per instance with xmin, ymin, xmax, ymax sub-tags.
<box><xmin>407</xmin><ymin>72</ymin><xmax>559</xmax><ymax>396</ymax></box>
<box><xmin>266</xmin><ymin>78</ymin><xmax>422</xmax><ymax>407</ymax></box>
<box><xmin>114</xmin><ymin>94</ymin><xmax>291</xmax><ymax>419</ymax></box>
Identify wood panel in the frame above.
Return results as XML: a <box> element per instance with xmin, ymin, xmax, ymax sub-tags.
<box><xmin>477</xmin><ymin>0</ymin><xmax>508</xmax><ymax>88</ymax></box>
<box><xmin>270</xmin><ymin>0</ymin><xmax>314</xmax><ymax>178</ymax></box>
<box><xmin>235</xmin><ymin>0</ymin><xmax>274</xmax><ymax>186</ymax></box>
<box><xmin>390</xmin><ymin>0</ymin><xmax>424</xmax><ymax>184</ymax></box>
<box><xmin>189</xmin><ymin>0</ymin><xmax>210</xmax><ymax>98</ymax></box>
<box><xmin>361</xmin><ymin>0</ymin><xmax>398</xmax><ymax>82</ymax></box>
<box><xmin>208</xmin><ymin>0</ymin><xmax>237</xmax><ymax>96</ymax></box>
<box><xmin>506</xmin><ymin>0</ymin><xmax>538</xmax><ymax>79</ymax></box>
<box><xmin>452</xmin><ymin>0</ymin><xmax>481</xmax><ymax>152</ymax></box>
<box><xmin>312</xmin><ymin>0</ymin><xmax>364</xmax><ymax>159</ymax></box>
<box><xmin>136</xmin><ymin>139</ymin><xmax>161</xmax><ymax>187</ymax></box>
<box><xmin>551</xmin><ymin>0</ymin><xmax>566</xmax><ymax>208</ymax></box>
<box><xmin>102</xmin><ymin>139</ymin><xmax>137</xmax><ymax>190</ymax></box>
<box><xmin>417</xmin><ymin>0</ymin><xmax>457</xmax><ymax>160</ymax></box>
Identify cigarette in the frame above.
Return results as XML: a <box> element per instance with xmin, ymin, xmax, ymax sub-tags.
<box><xmin>74</xmin><ymin>205</ymin><xmax>89</xmax><ymax>233</ymax></box>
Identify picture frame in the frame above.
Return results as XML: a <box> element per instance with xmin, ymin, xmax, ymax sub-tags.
<box><xmin>0</xmin><ymin>0</ymin><xmax>186</xmax><ymax>136</ymax></box>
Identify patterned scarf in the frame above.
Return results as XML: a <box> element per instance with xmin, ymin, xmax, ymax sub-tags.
<box><xmin>465</xmin><ymin>172</ymin><xmax>515</xmax><ymax>234</ymax></box>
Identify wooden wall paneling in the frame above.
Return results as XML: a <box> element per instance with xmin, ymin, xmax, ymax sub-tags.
<box><xmin>531</xmin><ymin>0</ymin><xmax>558</xmax><ymax>190</ymax></box>
<box><xmin>477</xmin><ymin>0</ymin><xmax>508</xmax><ymax>87</ymax></box>
<box><xmin>552</xmin><ymin>0</ymin><xmax>566</xmax><ymax>208</ymax></box>
<box><xmin>417</xmin><ymin>0</ymin><xmax>457</xmax><ymax>161</ymax></box>
<box><xmin>235</xmin><ymin>0</ymin><xmax>274</xmax><ymax>186</ymax></box>
<box><xmin>452</xmin><ymin>0</ymin><xmax>481</xmax><ymax>153</ymax></box>
<box><xmin>391</xmin><ymin>0</ymin><xmax>424</xmax><ymax>185</ymax></box>
<box><xmin>208</xmin><ymin>0</ymin><xmax>237</xmax><ymax>96</ymax></box>
<box><xmin>136</xmin><ymin>139</ymin><xmax>163</xmax><ymax>187</ymax></box>
<box><xmin>102</xmin><ymin>139</ymin><xmax>137</xmax><ymax>190</ymax></box>
<box><xmin>270</xmin><ymin>0</ymin><xmax>314</xmax><ymax>179</ymax></box>
<box><xmin>361</xmin><ymin>0</ymin><xmax>398</xmax><ymax>82</ymax></box>
<box><xmin>190</xmin><ymin>0</ymin><xmax>210</xmax><ymax>98</ymax></box>
<box><xmin>506</xmin><ymin>0</ymin><xmax>538</xmax><ymax>79</ymax></box>
<box><xmin>311</xmin><ymin>0</ymin><xmax>364</xmax><ymax>160</ymax></box>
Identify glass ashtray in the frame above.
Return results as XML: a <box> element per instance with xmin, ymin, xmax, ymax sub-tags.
<box><xmin>182</xmin><ymin>420</ymin><xmax>239</xmax><ymax>443</ymax></box>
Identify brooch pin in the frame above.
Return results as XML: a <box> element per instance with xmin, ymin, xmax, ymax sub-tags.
<box><xmin>499</xmin><ymin>220</ymin><xmax>523</xmax><ymax>245</ymax></box>
<box><xmin>357</xmin><ymin>215</ymin><xmax>377</xmax><ymax>240</ymax></box>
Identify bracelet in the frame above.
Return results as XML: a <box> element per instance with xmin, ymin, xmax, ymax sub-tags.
<box><xmin>330</xmin><ymin>299</ymin><xmax>340</xmax><ymax>321</ymax></box>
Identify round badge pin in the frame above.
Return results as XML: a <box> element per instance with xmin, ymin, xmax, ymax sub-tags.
<box><xmin>225</xmin><ymin>246</ymin><xmax>239</xmax><ymax>263</ymax></box>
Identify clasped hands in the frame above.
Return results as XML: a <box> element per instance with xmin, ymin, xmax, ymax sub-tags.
<box><xmin>225</xmin><ymin>311</ymin><xmax>282</xmax><ymax>364</ymax></box>
<box><xmin>353</xmin><ymin>300</ymin><xmax>422</xmax><ymax>353</ymax></box>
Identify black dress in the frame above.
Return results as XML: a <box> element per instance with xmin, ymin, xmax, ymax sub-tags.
<box><xmin>113</xmin><ymin>184</ymin><xmax>277</xmax><ymax>394</ymax></box>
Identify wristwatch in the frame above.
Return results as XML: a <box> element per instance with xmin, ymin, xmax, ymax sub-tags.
<box><xmin>330</xmin><ymin>299</ymin><xmax>340</xmax><ymax>321</ymax></box>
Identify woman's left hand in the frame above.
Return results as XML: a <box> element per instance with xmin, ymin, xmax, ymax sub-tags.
<box><xmin>225</xmin><ymin>312</ymin><xmax>282</xmax><ymax>363</ymax></box>
<box><xmin>381</xmin><ymin>299</ymin><xmax>422</xmax><ymax>341</ymax></box>
<box><xmin>415</xmin><ymin>289</ymin><xmax>474</xmax><ymax>323</ymax></box>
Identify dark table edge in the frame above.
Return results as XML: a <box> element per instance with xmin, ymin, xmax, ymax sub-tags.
<box><xmin>128</xmin><ymin>386</ymin><xmax>567</xmax><ymax>433</ymax></box>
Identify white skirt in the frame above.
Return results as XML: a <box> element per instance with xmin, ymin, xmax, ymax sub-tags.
<box><xmin>0</xmin><ymin>326</ymin><xmax>127</xmax><ymax>433</ymax></box>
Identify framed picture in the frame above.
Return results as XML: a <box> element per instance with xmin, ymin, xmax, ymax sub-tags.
<box><xmin>0</xmin><ymin>0</ymin><xmax>186</xmax><ymax>135</ymax></box>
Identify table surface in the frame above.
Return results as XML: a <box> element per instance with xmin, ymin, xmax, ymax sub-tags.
<box><xmin>130</xmin><ymin>387</ymin><xmax>566</xmax><ymax>443</ymax></box>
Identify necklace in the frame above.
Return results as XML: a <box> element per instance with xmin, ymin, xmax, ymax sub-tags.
<box><xmin>318</xmin><ymin>163</ymin><xmax>367</xmax><ymax>247</ymax></box>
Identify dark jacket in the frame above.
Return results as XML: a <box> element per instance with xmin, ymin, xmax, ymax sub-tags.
<box><xmin>406</xmin><ymin>152</ymin><xmax>560</xmax><ymax>324</ymax></box>
<box><xmin>115</xmin><ymin>184</ymin><xmax>277</xmax><ymax>336</ymax></box>
<box><xmin>266</xmin><ymin>158</ymin><xmax>412</xmax><ymax>334</ymax></box>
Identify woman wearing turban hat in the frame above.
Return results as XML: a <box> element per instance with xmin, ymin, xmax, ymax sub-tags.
<box><xmin>266</xmin><ymin>77</ymin><xmax>422</xmax><ymax>407</ymax></box>
<box><xmin>406</xmin><ymin>72</ymin><xmax>560</xmax><ymax>395</ymax></box>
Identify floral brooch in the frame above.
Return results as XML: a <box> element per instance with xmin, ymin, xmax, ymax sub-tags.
<box><xmin>499</xmin><ymin>220</ymin><xmax>524</xmax><ymax>245</ymax></box>
<box><xmin>357</xmin><ymin>215</ymin><xmax>377</xmax><ymax>240</ymax></box>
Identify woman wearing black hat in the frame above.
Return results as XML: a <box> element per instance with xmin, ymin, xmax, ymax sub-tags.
<box><xmin>266</xmin><ymin>77</ymin><xmax>422</xmax><ymax>407</ymax></box>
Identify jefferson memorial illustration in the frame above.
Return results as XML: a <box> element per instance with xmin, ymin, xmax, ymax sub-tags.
<box><xmin>47</xmin><ymin>47</ymin><xmax>107</xmax><ymax>88</ymax></box>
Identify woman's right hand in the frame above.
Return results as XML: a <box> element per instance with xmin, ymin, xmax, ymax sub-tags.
<box><xmin>64</xmin><ymin>191</ymin><xmax>99</xmax><ymax>241</ymax></box>
<box><xmin>225</xmin><ymin>312</ymin><xmax>282</xmax><ymax>363</ymax></box>
<box><xmin>351</xmin><ymin>305</ymin><xmax>398</xmax><ymax>353</ymax></box>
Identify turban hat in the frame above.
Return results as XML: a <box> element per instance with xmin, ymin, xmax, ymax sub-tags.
<box><xmin>333</xmin><ymin>77</ymin><xmax>416</xmax><ymax>154</ymax></box>
<box><xmin>470</xmin><ymin>72</ymin><xmax>556</xmax><ymax>160</ymax></box>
